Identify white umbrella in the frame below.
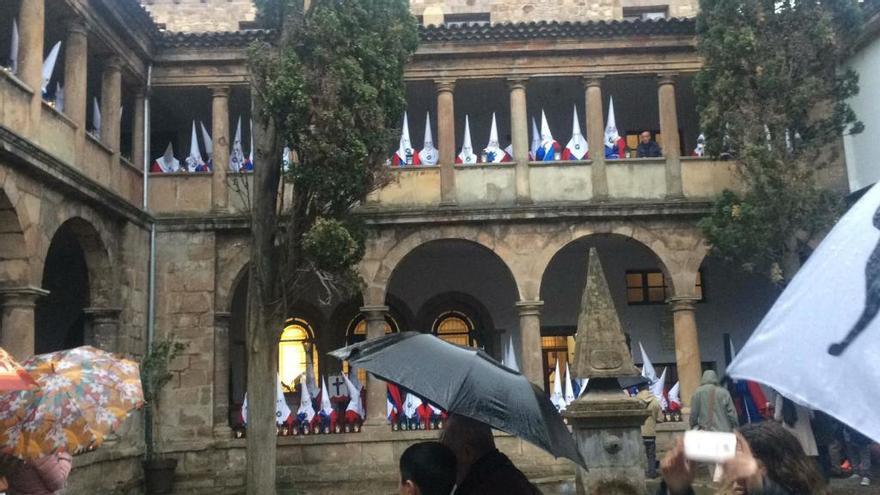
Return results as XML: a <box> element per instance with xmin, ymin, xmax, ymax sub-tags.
<box><xmin>728</xmin><ymin>183</ymin><xmax>880</xmax><ymax>442</ymax></box>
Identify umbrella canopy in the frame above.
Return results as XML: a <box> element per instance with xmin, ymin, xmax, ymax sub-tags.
<box><xmin>0</xmin><ymin>346</ymin><xmax>143</xmax><ymax>459</ymax></box>
<box><xmin>330</xmin><ymin>332</ymin><xmax>584</xmax><ymax>467</ymax></box>
<box><xmin>0</xmin><ymin>348</ymin><xmax>36</xmax><ymax>392</ymax></box>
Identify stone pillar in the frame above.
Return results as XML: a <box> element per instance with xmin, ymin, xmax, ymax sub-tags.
<box><xmin>132</xmin><ymin>90</ymin><xmax>146</xmax><ymax>170</ymax></box>
<box><xmin>515</xmin><ymin>300</ymin><xmax>544</xmax><ymax>388</ymax></box>
<box><xmin>213</xmin><ymin>312</ymin><xmax>232</xmax><ymax>437</ymax></box>
<box><xmin>360</xmin><ymin>305</ymin><xmax>389</xmax><ymax>426</ymax></box>
<box><xmin>669</xmin><ymin>296</ymin><xmax>702</xmax><ymax>408</ymax></box>
<box><xmin>83</xmin><ymin>307</ymin><xmax>122</xmax><ymax>352</ymax></box>
<box><xmin>658</xmin><ymin>74</ymin><xmax>683</xmax><ymax>198</ymax></box>
<box><xmin>18</xmin><ymin>0</ymin><xmax>45</xmax><ymax>137</ymax></box>
<box><xmin>0</xmin><ymin>287</ymin><xmax>48</xmax><ymax>361</ymax></box>
<box><xmin>508</xmin><ymin>78</ymin><xmax>531</xmax><ymax>204</ymax></box>
<box><xmin>63</xmin><ymin>21</ymin><xmax>88</xmax><ymax>129</ymax></box>
<box><xmin>584</xmin><ymin>77</ymin><xmax>608</xmax><ymax>201</ymax></box>
<box><xmin>211</xmin><ymin>86</ymin><xmax>231</xmax><ymax>211</ymax></box>
<box><xmin>435</xmin><ymin>80</ymin><xmax>457</xmax><ymax>207</ymax></box>
<box><xmin>100</xmin><ymin>57</ymin><xmax>123</xmax><ymax>152</ymax></box>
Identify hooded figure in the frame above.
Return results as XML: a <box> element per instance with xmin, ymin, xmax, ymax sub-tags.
<box><xmin>562</xmin><ymin>105</ymin><xmax>589</xmax><ymax>160</ymax></box>
<box><xmin>199</xmin><ymin>121</ymin><xmax>214</xmax><ymax>170</ymax></box>
<box><xmin>312</xmin><ymin>377</ymin><xmax>336</xmax><ymax>434</ymax></box>
<box><xmin>392</xmin><ymin>112</ymin><xmax>420</xmax><ymax>166</ymax></box>
<box><xmin>8</xmin><ymin>19</ymin><xmax>19</xmax><ymax>74</ymax></box>
<box><xmin>54</xmin><ymin>82</ymin><xmax>64</xmax><ymax>113</ymax></box>
<box><xmin>651</xmin><ymin>367</ymin><xmax>668</xmax><ymax>411</ymax></box>
<box><xmin>550</xmin><ymin>359</ymin><xmax>565</xmax><ymax>412</ymax></box>
<box><xmin>343</xmin><ymin>373</ymin><xmax>364</xmax><ymax>432</ymax></box>
<box><xmin>482</xmin><ymin>113</ymin><xmax>511</xmax><ymax>163</ymax></box>
<box><xmin>230</xmin><ymin>117</ymin><xmax>246</xmax><ymax>172</ymax></box>
<box><xmin>185</xmin><ymin>121</ymin><xmax>209</xmax><ymax>172</ymax></box>
<box><xmin>419</xmin><ymin>112</ymin><xmax>439</xmax><ymax>166</ymax></box>
<box><xmin>91</xmin><ymin>97</ymin><xmax>102</xmax><ymax>139</ymax></box>
<box><xmin>563</xmin><ymin>362</ymin><xmax>576</xmax><ymax>407</ymax></box>
<box><xmin>639</xmin><ymin>342</ymin><xmax>657</xmax><ymax>383</ymax></box>
<box><xmin>244</xmin><ymin>119</ymin><xmax>255</xmax><ymax>171</ymax></box>
<box><xmin>403</xmin><ymin>392</ymin><xmax>423</xmax><ymax>430</ymax></box>
<box><xmin>296</xmin><ymin>374</ymin><xmax>316</xmax><ymax>433</ymax></box>
<box><xmin>41</xmin><ymin>41</ymin><xmax>61</xmax><ymax>97</ymax></box>
<box><xmin>503</xmin><ymin>335</ymin><xmax>519</xmax><ymax>372</ymax></box>
<box><xmin>241</xmin><ymin>374</ymin><xmax>292</xmax><ymax>426</ymax></box>
<box><xmin>387</xmin><ymin>383</ymin><xmax>404</xmax><ymax>429</ymax></box>
<box><xmin>529</xmin><ymin>117</ymin><xmax>540</xmax><ymax>161</ymax></box>
<box><xmin>456</xmin><ymin>115</ymin><xmax>477</xmax><ymax>164</ymax></box>
<box><xmin>668</xmin><ymin>381</ymin><xmax>682</xmax><ymax>413</ymax></box>
<box><xmin>604</xmin><ymin>97</ymin><xmax>627</xmax><ymax>159</ymax></box>
<box><xmin>692</xmin><ymin>133</ymin><xmax>706</xmax><ymax>157</ymax></box>
<box><xmin>689</xmin><ymin>370</ymin><xmax>738</xmax><ymax>433</ymax></box>
<box><xmin>151</xmin><ymin>143</ymin><xmax>180</xmax><ymax>173</ymax></box>
<box><xmin>535</xmin><ymin>111</ymin><xmax>560</xmax><ymax>162</ymax></box>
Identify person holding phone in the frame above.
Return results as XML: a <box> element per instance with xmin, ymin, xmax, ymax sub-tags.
<box><xmin>657</xmin><ymin>422</ymin><xmax>827</xmax><ymax>495</ymax></box>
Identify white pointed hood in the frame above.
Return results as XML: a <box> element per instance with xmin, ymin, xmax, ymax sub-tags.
<box><xmin>199</xmin><ymin>121</ymin><xmax>213</xmax><ymax>157</ymax></box>
<box><xmin>639</xmin><ymin>342</ymin><xmax>657</xmax><ymax>383</ymax></box>
<box><xmin>668</xmin><ymin>381</ymin><xmax>681</xmax><ymax>407</ymax></box>
<box><xmin>230</xmin><ymin>117</ymin><xmax>245</xmax><ymax>172</ymax></box>
<box><xmin>9</xmin><ymin>19</ymin><xmax>19</xmax><ymax>75</ymax></box>
<box><xmin>185</xmin><ymin>121</ymin><xmax>205</xmax><ymax>172</ymax></box>
<box><xmin>248</xmin><ymin>119</ymin><xmax>255</xmax><ymax>167</ymax></box>
<box><xmin>457</xmin><ymin>115</ymin><xmax>477</xmax><ymax>164</ymax></box>
<box><xmin>241</xmin><ymin>374</ymin><xmax>292</xmax><ymax>425</ymax></box>
<box><xmin>550</xmin><ymin>359</ymin><xmax>565</xmax><ymax>412</ymax></box>
<box><xmin>154</xmin><ymin>142</ymin><xmax>180</xmax><ymax>173</ymax></box>
<box><xmin>395</xmin><ymin>112</ymin><xmax>415</xmax><ymax>164</ymax></box>
<box><xmin>91</xmin><ymin>97</ymin><xmax>102</xmax><ymax>137</ymax></box>
<box><xmin>504</xmin><ymin>335</ymin><xmax>519</xmax><ymax>372</ymax></box>
<box><xmin>297</xmin><ymin>374</ymin><xmax>315</xmax><ymax>422</ymax></box>
<box><xmin>694</xmin><ymin>133</ymin><xmax>706</xmax><ymax>157</ymax></box>
<box><xmin>343</xmin><ymin>373</ymin><xmax>364</xmax><ymax>417</ymax></box>
<box><xmin>419</xmin><ymin>112</ymin><xmax>438</xmax><ymax>165</ymax></box>
<box><xmin>604</xmin><ymin>97</ymin><xmax>621</xmax><ymax>149</ymax></box>
<box><xmin>564</xmin><ymin>362</ymin><xmax>576</xmax><ymax>405</ymax></box>
<box><xmin>651</xmin><ymin>367</ymin><xmax>668</xmax><ymax>410</ymax></box>
<box><xmin>319</xmin><ymin>377</ymin><xmax>333</xmax><ymax>417</ymax></box>
<box><xmin>483</xmin><ymin>113</ymin><xmax>507</xmax><ymax>163</ymax></box>
<box><xmin>403</xmin><ymin>392</ymin><xmax>422</xmax><ymax>418</ymax></box>
<box><xmin>41</xmin><ymin>41</ymin><xmax>61</xmax><ymax>94</ymax></box>
<box><xmin>564</xmin><ymin>105</ymin><xmax>588</xmax><ymax>160</ymax></box>
<box><xmin>530</xmin><ymin>117</ymin><xmax>540</xmax><ymax>160</ymax></box>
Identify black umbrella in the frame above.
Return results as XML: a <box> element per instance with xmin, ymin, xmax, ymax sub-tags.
<box><xmin>329</xmin><ymin>332</ymin><xmax>585</xmax><ymax>467</ymax></box>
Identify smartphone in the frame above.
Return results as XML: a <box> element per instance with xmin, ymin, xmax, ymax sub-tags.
<box><xmin>683</xmin><ymin>430</ymin><xmax>737</xmax><ymax>463</ymax></box>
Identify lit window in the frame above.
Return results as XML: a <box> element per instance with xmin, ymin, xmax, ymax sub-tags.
<box><xmin>344</xmin><ymin>315</ymin><xmax>398</xmax><ymax>384</ymax></box>
<box><xmin>626</xmin><ymin>270</ymin><xmax>668</xmax><ymax>305</ymax></box>
<box><xmin>541</xmin><ymin>336</ymin><xmax>572</xmax><ymax>391</ymax></box>
<box><xmin>433</xmin><ymin>311</ymin><xmax>475</xmax><ymax>347</ymax></box>
<box><xmin>278</xmin><ymin>318</ymin><xmax>317</xmax><ymax>392</ymax></box>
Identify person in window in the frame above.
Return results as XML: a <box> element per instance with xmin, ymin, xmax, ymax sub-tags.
<box><xmin>636</xmin><ymin>131</ymin><xmax>663</xmax><ymax>158</ymax></box>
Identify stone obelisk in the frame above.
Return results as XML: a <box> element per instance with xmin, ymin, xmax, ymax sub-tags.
<box><xmin>564</xmin><ymin>248</ymin><xmax>649</xmax><ymax>495</ymax></box>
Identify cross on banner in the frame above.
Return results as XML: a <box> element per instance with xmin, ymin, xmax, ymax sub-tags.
<box><xmin>331</xmin><ymin>376</ymin><xmax>345</xmax><ymax>396</ymax></box>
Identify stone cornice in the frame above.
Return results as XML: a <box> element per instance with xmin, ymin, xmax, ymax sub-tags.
<box><xmin>0</xmin><ymin>126</ymin><xmax>152</xmax><ymax>228</ymax></box>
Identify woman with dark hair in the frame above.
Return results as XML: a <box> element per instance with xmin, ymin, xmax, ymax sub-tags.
<box><xmin>658</xmin><ymin>421</ymin><xmax>827</xmax><ymax>495</ymax></box>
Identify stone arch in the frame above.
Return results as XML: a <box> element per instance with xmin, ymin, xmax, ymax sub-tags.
<box><xmin>217</xmin><ymin>239</ymin><xmax>251</xmax><ymax>313</ymax></box>
<box><xmin>0</xmin><ymin>188</ymin><xmax>31</xmax><ymax>288</ymax></box>
<box><xmin>415</xmin><ymin>291</ymin><xmax>498</xmax><ymax>354</ymax></box>
<box><xmin>365</xmin><ymin>227</ymin><xmax>524</xmax><ymax>305</ymax></box>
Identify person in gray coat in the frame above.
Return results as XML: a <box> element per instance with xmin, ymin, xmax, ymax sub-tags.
<box><xmin>689</xmin><ymin>370</ymin><xmax>738</xmax><ymax>432</ymax></box>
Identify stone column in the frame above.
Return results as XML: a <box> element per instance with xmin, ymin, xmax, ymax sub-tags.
<box><xmin>213</xmin><ymin>312</ymin><xmax>232</xmax><ymax>437</ymax></box>
<box><xmin>0</xmin><ymin>287</ymin><xmax>48</xmax><ymax>361</ymax></box>
<box><xmin>515</xmin><ymin>300</ymin><xmax>544</xmax><ymax>388</ymax></box>
<box><xmin>584</xmin><ymin>77</ymin><xmax>608</xmax><ymax>200</ymax></box>
<box><xmin>100</xmin><ymin>57</ymin><xmax>123</xmax><ymax>152</ymax></box>
<box><xmin>132</xmin><ymin>90</ymin><xmax>146</xmax><ymax>170</ymax></box>
<box><xmin>658</xmin><ymin>74</ymin><xmax>683</xmax><ymax>198</ymax></box>
<box><xmin>436</xmin><ymin>79</ymin><xmax>457</xmax><ymax>207</ymax></box>
<box><xmin>83</xmin><ymin>307</ymin><xmax>122</xmax><ymax>352</ymax></box>
<box><xmin>360</xmin><ymin>305</ymin><xmax>389</xmax><ymax>426</ymax></box>
<box><xmin>508</xmin><ymin>78</ymin><xmax>531</xmax><ymax>204</ymax></box>
<box><xmin>63</xmin><ymin>20</ymin><xmax>88</xmax><ymax>129</ymax></box>
<box><xmin>18</xmin><ymin>0</ymin><xmax>45</xmax><ymax>137</ymax></box>
<box><xmin>669</xmin><ymin>296</ymin><xmax>701</xmax><ymax>408</ymax></box>
<box><xmin>211</xmin><ymin>86</ymin><xmax>231</xmax><ymax>211</ymax></box>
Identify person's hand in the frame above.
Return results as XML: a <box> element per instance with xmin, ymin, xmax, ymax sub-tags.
<box><xmin>661</xmin><ymin>438</ymin><xmax>695</xmax><ymax>495</ymax></box>
<box><xmin>721</xmin><ymin>432</ymin><xmax>763</xmax><ymax>493</ymax></box>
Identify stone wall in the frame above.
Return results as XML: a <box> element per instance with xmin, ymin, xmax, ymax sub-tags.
<box><xmin>410</xmin><ymin>0</ymin><xmax>700</xmax><ymax>22</ymax></box>
<box><xmin>141</xmin><ymin>0</ymin><xmax>256</xmax><ymax>32</ymax></box>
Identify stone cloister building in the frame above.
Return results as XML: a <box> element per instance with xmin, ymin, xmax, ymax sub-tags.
<box><xmin>0</xmin><ymin>0</ymin><xmax>786</xmax><ymax>492</ymax></box>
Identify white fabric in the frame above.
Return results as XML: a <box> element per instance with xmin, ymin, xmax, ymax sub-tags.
<box><xmin>319</xmin><ymin>377</ymin><xmax>333</xmax><ymax>417</ymax></box>
<box><xmin>185</xmin><ymin>121</ymin><xmax>205</xmax><ymax>172</ymax></box>
<box><xmin>550</xmin><ymin>359</ymin><xmax>565</xmax><ymax>412</ymax></box>
<box><xmin>41</xmin><ymin>41</ymin><xmax>61</xmax><ymax>94</ymax></box>
<box><xmin>565</xmin><ymin>105</ymin><xmax>588</xmax><ymax>160</ymax></box>
<box><xmin>728</xmin><ymin>182</ymin><xmax>880</xmax><ymax>442</ymax></box>
<box><xmin>483</xmin><ymin>113</ymin><xmax>506</xmax><ymax>163</ymax></box>
<box><xmin>92</xmin><ymin>97</ymin><xmax>102</xmax><ymax>138</ymax></box>
<box><xmin>395</xmin><ymin>112</ymin><xmax>415</xmax><ymax>164</ymax></box>
<box><xmin>248</xmin><ymin>119</ymin><xmax>254</xmax><ymax>166</ymax></box>
<box><xmin>577</xmin><ymin>378</ymin><xmax>589</xmax><ymax>398</ymax></box>
<box><xmin>539</xmin><ymin>110</ymin><xmax>556</xmax><ymax>158</ymax></box>
<box><xmin>296</xmin><ymin>375</ymin><xmax>315</xmax><ymax>423</ymax></box>
<box><xmin>10</xmin><ymin>19</ymin><xmax>19</xmax><ymax>74</ymax></box>
<box><xmin>604</xmin><ymin>97</ymin><xmax>621</xmax><ymax>150</ymax></box>
<box><xmin>200</xmin><ymin>121</ymin><xmax>213</xmax><ymax>157</ymax></box>
<box><xmin>504</xmin><ymin>335</ymin><xmax>519</xmax><ymax>372</ymax></box>
<box><xmin>343</xmin><ymin>373</ymin><xmax>364</xmax><ymax>417</ymax></box>
<box><xmin>55</xmin><ymin>83</ymin><xmax>64</xmax><ymax>113</ymax></box>
<box><xmin>529</xmin><ymin>117</ymin><xmax>540</xmax><ymax>160</ymax></box>
<box><xmin>153</xmin><ymin>143</ymin><xmax>180</xmax><ymax>173</ymax></box>
<box><xmin>403</xmin><ymin>392</ymin><xmax>422</xmax><ymax>419</ymax></box>
<box><xmin>457</xmin><ymin>115</ymin><xmax>477</xmax><ymax>164</ymax></box>
<box><xmin>651</xmin><ymin>367</ymin><xmax>668</xmax><ymax>410</ymax></box>
<box><xmin>639</xmin><ymin>342</ymin><xmax>657</xmax><ymax>383</ymax></box>
<box><xmin>563</xmin><ymin>362</ymin><xmax>575</xmax><ymax>406</ymax></box>
<box><xmin>694</xmin><ymin>133</ymin><xmax>706</xmax><ymax>157</ymax></box>
<box><xmin>774</xmin><ymin>393</ymin><xmax>818</xmax><ymax>456</ymax></box>
<box><xmin>230</xmin><ymin>117</ymin><xmax>246</xmax><ymax>172</ymax></box>
<box><xmin>419</xmin><ymin>112</ymin><xmax>438</xmax><ymax>165</ymax></box>
<box><xmin>242</xmin><ymin>374</ymin><xmax>292</xmax><ymax>425</ymax></box>
<box><xmin>668</xmin><ymin>381</ymin><xmax>681</xmax><ymax>408</ymax></box>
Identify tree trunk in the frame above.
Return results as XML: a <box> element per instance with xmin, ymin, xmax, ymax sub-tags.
<box><xmin>245</xmin><ymin>96</ymin><xmax>282</xmax><ymax>495</ymax></box>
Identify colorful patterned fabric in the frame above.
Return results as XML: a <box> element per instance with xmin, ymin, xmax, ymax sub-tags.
<box><xmin>0</xmin><ymin>346</ymin><xmax>143</xmax><ymax>459</ymax></box>
<box><xmin>0</xmin><ymin>347</ymin><xmax>36</xmax><ymax>392</ymax></box>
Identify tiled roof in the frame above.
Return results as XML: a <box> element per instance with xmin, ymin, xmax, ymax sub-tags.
<box><xmin>418</xmin><ymin>17</ymin><xmax>696</xmax><ymax>43</ymax></box>
<box><xmin>157</xmin><ymin>30</ymin><xmax>274</xmax><ymax>49</ymax></box>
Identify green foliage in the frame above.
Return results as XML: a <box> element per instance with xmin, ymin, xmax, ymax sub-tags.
<box><xmin>695</xmin><ymin>0</ymin><xmax>862</xmax><ymax>282</ymax></box>
<box><xmin>302</xmin><ymin>217</ymin><xmax>363</xmax><ymax>273</ymax></box>
<box><xmin>140</xmin><ymin>337</ymin><xmax>187</xmax><ymax>407</ymax></box>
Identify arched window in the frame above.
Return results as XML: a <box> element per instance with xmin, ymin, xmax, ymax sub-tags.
<box><xmin>343</xmin><ymin>314</ymin><xmax>399</xmax><ymax>383</ymax></box>
<box><xmin>432</xmin><ymin>311</ymin><xmax>476</xmax><ymax>347</ymax></box>
<box><xmin>278</xmin><ymin>318</ymin><xmax>318</xmax><ymax>392</ymax></box>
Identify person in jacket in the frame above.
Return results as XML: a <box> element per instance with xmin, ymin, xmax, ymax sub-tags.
<box><xmin>6</xmin><ymin>451</ymin><xmax>72</xmax><ymax>495</ymax></box>
<box><xmin>399</xmin><ymin>441</ymin><xmax>457</xmax><ymax>495</ymax></box>
<box><xmin>439</xmin><ymin>414</ymin><xmax>541</xmax><ymax>495</ymax></box>
<box><xmin>637</xmin><ymin>383</ymin><xmax>665</xmax><ymax>478</ymax></box>
<box><xmin>690</xmin><ymin>370</ymin><xmax>738</xmax><ymax>433</ymax></box>
<box><xmin>636</xmin><ymin>131</ymin><xmax>663</xmax><ymax>158</ymax></box>
<box><xmin>657</xmin><ymin>421</ymin><xmax>827</xmax><ymax>495</ymax></box>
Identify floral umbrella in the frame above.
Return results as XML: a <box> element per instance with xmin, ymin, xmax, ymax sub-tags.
<box><xmin>0</xmin><ymin>347</ymin><xmax>37</xmax><ymax>392</ymax></box>
<box><xmin>0</xmin><ymin>346</ymin><xmax>143</xmax><ymax>459</ymax></box>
